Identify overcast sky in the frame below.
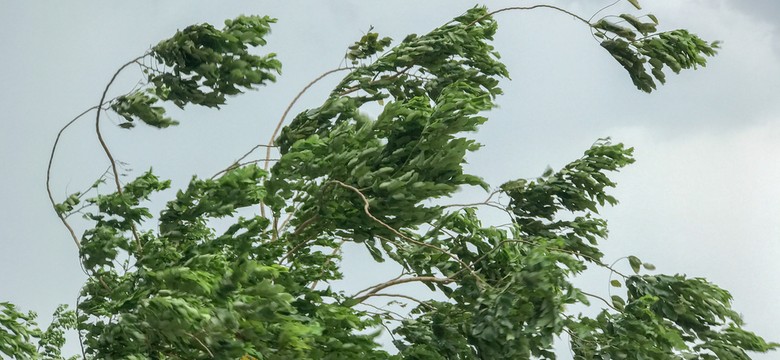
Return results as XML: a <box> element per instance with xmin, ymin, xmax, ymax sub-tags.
<box><xmin>1</xmin><ymin>1</ymin><xmax>778</xmax><ymax>358</ymax></box>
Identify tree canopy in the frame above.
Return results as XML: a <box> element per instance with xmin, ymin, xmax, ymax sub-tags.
<box><xmin>2</xmin><ymin>2</ymin><xmax>777</xmax><ymax>359</ymax></box>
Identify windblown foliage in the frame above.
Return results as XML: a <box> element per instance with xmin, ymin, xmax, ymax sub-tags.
<box><xmin>3</xmin><ymin>3</ymin><xmax>776</xmax><ymax>359</ymax></box>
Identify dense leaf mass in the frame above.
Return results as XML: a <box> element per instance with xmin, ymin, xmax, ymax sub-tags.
<box><xmin>3</xmin><ymin>4</ymin><xmax>776</xmax><ymax>360</ymax></box>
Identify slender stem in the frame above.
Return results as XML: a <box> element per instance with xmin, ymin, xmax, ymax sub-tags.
<box><xmin>75</xmin><ymin>295</ymin><xmax>87</xmax><ymax>360</ymax></box>
<box><xmin>352</xmin><ymin>276</ymin><xmax>454</xmax><ymax>304</ymax></box>
<box><xmin>580</xmin><ymin>290</ymin><xmax>618</xmax><ymax>311</ymax></box>
<box><xmin>263</xmin><ymin>67</ymin><xmax>353</xmax><ymax>172</ymax></box>
<box><xmin>47</xmin><ymin>106</ymin><xmax>100</xmax><ymax>249</ymax></box>
<box><xmin>358</xmin><ymin>292</ymin><xmax>433</xmax><ymax>309</ymax></box>
<box><xmin>211</xmin><ymin>144</ymin><xmax>277</xmax><ymax>179</ymax></box>
<box><xmin>259</xmin><ymin>67</ymin><xmax>352</xmax><ymax>219</ymax></box>
<box><xmin>329</xmin><ymin>180</ymin><xmax>483</xmax><ymax>283</ymax></box>
<box><xmin>470</xmin><ymin>5</ymin><xmax>592</xmax><ymax>27</ymax></box>
<box><xmin>94</xmin><ymin>54</ymin><xmax>147</xmax><ymax>251</ymax></box>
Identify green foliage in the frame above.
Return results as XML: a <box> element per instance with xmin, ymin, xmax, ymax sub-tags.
<box><xmin>0</xmin><ymin>303</ymin><xmax>77</xmax><ymax>360</ymax></box>
<box><xmin>8</xmin><ymin>2</ymin><xmax>777</xmax><ymax>359</ymax></box>
<box><xmin>569</xmin><ymin>275</ymin><xmax>778</xmax><ymax>359</ymax></box>
<box><xmin>112</xmin><ymin>15</ymin><xmax>282</xmax><ymax>129</ymax></box>
<box><xmin>594</xmin><ymin>16</ymin><xmax>720</xmax><ymax>92</ymax></box>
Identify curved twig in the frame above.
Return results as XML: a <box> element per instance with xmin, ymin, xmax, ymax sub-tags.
<box><xmin>94</xmin><ymin>54</ymin><xmax>147</xmax><ymax>251</ymax></box>
<box><xmin>358</xmin><ymin>292</ymin><xmax>434</xmax><ymax>309</ymax></box>
<box><xmin>210</xmin><ymin>158</ymin><xmax>280</xmax><ymax>180</ymax></box>
<box><xmin>352</xmin><ymin>276</ymin><xmax>454</xmax><ymax>304</ymax></box>
<box><xmin>580</xmin><ymin>290</ymin><xmax>618</xmax><ymax>311</ymax></box>
<box><xmin>263</xmin><ymin>67</ymin><xmax>353</xmax><ymax>172</ymax></box>
<box><xmin>46</xmin><ymin>106</ymin><xmax>100</xmax><ymax>248</ymax></box>
<box><xmin>212</xmin><ymin>144</ymin><xmax>277</xmax><ymax>179</ymax></box>
<box><xmin>469</xmin><ymin>5</ymin><xmax>592</xmax><ymax>27</ymax></box>
<box><xmin>588</xmin><ymin>0</ymin><xmax>622</xmax><ymax>23</ymax></box>
<box><xmin>258</xmin><ymin>67</ymin><xmax>353</xmax><ymax>219</ymax></box>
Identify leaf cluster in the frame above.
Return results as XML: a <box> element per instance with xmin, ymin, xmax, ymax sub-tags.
<box><xmin>13</xmin><ymin>3</ymin><xmax>778</xmax><ymax>359</ymax></box>
<box><xmin>111</xmin><ymin>15</ymin><xmax>282</xmax><ymax>129</ymax></box>
<box><xmin>593</xmin><ymin>14</ymin><xmax>719</xmax><ymax>92</ymax></box>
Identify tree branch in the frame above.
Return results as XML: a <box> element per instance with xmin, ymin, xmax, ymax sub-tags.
<box><xmin>47</xmin><ymin>106</ymin><xmax>100</xmax><ymax>249</ymax></box>
<box><xmin>470</xmin><ymin>5</ymin><xmax>592</xmax><ymax>27</ymax></box>
<box><xmin>352</xmin><ymin>276</ymin><xmax>454</xmax><ymax>304</ymax></box>
<box><xmin>329</xmin><ymin>180</ymin><xmax>483</xmax><ymax>283</ymax></box>
<box><xmin>94</xmin><ymin>54</ymin><xmax>148</xmax><ymax>251</ymax></box>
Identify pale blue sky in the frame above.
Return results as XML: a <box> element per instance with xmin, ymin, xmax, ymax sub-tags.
<box><xmin>1</xmin><ymin>1</ymin><xmax>778</xmax><ymax>358</ymax></box>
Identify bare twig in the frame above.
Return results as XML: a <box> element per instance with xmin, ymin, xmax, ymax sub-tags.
<box><xmin>469</xmin><ymin>5</ymin><xmax>592</xmax><ymax>27</ymax></box>
<box><xmin>46</xmin><ymin>106</ymin><xmax>100</xmax><ymax>248</ymax></box>
<box><xmin>94</xmin><ymin>54</ymin><xmax>148</xmax><ymax>251</ymax></box>
<box><xmin>352</xmin><ymin>276</ymin><xmax>454</xmax><ymax>304</ymax></box>
<box><xmin>588</xmin><ymin>0</ymin><xmax>621</xmax><ymax>23</ymax></box>
<box><xmin>210</xmin><ymin>158</ymin><xmax>280</xmax><ymax>180</ymax></box>
<box><xmin>358</xmin><ymin>292</ymin><xmax>434</xmax><ymax>309</ymax></box>
<box><xmin>211</xmin><ymin>144</ymin><xmax>277</xmax><ymax>179</ymax></box>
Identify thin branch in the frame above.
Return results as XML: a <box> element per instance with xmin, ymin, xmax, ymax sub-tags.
<box><xmin>263</xmin><ymin>67</ymin><xmax>353</xmax><ymax>170</ymax></box>
<box><xmin>94</xmin><ymin>54</ymin><xmax>147</xmax><ymax>251</ymax></box>
<box><xmin>442</xmin><ymin>189</ymin><xmax>502</xmax><ymax>209</ymax></box>
<box><xmin>75</xmin><ymin>295</ymin><xmax>86</xmax><ymax>360</ymax></box>
<box><xmin>329</xmin><ymin>180</ymin><xmax>483</xmax><ymax>283</ymax></box>
<box><xmin>188</xmin><ymin>333</ymin><xmax>214</xmax><ymax>358</ymax></box>
<box><xmin>451</xmin><ymin>237</ymin><xmax>628</xmax><ymax>280</ymax></box>
<box><xmin>470</xmin><ymin>5</ymin><xmax>592</xmax><ymax>27</ymax></box>
<box><xmin>46</xmin><ymin>106</ymin><xmax>100</xmax><ymax>249</ymax></box>
<box><xmin>588</xmin><ymin>0</ymin><xmax>622</xmax><ymax>23</ymax></box>
<box><xmin>359</xmin><ymin>292</ymin><xmax>434</xmax><ymax>309</ymax></box>
<box><xmin>352</xmin><ymin>276</ymin><xmax>454</xmax><ymax>304</ymax></box>
<box><xmin>211</xmin><ymin>144</ymin><xmax>277</xmax><ymax>179</ymax></box>
<box><xmin>337</xmin><ymin>65</ymin><xmax>413</xmax><ymax>97</ymax></box>
<box><xmin>278</xmin><ymin>214</ymin><xmax>321</xmax><ymax>264</ymax></box>
<box><xmin>353</xmin><ymin>272</ymin><xmax>407</xmax><ymax>298</ymax></box>
<box><xmin>308</xmin><ymin>240</ymin><xmax>345</xmax><ymax>290</ymax></box>
<box><xmin>210</xmin><ymin>158</ymin><xmax>280</xmax><ymax>180</ymax></box>
<box><xmin>259</xmin><ymin>67</ymin><xmax>353</xmax><ymax>219</ymax></box>
<box><xmin>277</xmin><ymin>208</ymin><xmax>298</xmax><ymax>233</ymax></box>
<box><xmin>580</xmin><ymin>290</ymin><xmax>618</xmax><ymax>311</ymax></box>
<box><xmin>359</xmin><ymin>302</ymin><xmax>408</xmax><ymax>321</ymax></box>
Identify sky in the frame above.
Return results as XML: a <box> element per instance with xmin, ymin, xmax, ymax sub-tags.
<box><xmin>1</xmin><ymin>0</ymin><xmax>778</xmax><ymax>358</ymax></box>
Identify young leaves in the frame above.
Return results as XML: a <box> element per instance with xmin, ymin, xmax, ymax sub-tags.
<box><xmin>594</xmin><ymin>15</ymin><xmax>720</xmax><ymax>92</ymax></box>
<box><xmin>111</xmin><ymin>15</ymin><xmax>282</xmax><ymax>130</ymax></box>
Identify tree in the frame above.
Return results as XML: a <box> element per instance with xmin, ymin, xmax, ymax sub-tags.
<box><xmin>2</xmin><ymin>2</ymin><xmax>777</xmax><ymax>359</ymax></box>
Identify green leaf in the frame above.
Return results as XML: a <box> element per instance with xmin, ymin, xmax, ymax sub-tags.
<box><xmin>648</xmin><ymin>14</ymin><xmax>659</xmax><ymax>24</ymax></box>
<box><xmin>628</xmin><ymin>255</ymin><xmax>642</xmax><ymax>274</ymax></box>
<box><xmin>627</xmin><ymin>0</ymin><xmax>642</xmax><ymax>10</ymax></box>
<box><xmin>610</xmin><ymin>279</ymin><xmax>622</xmax><ymax>288</ymax></box>
<box><xmin>611</xmin><ymin>295</ymin><xmax>626</xmax><ymax>311</ymax></box>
